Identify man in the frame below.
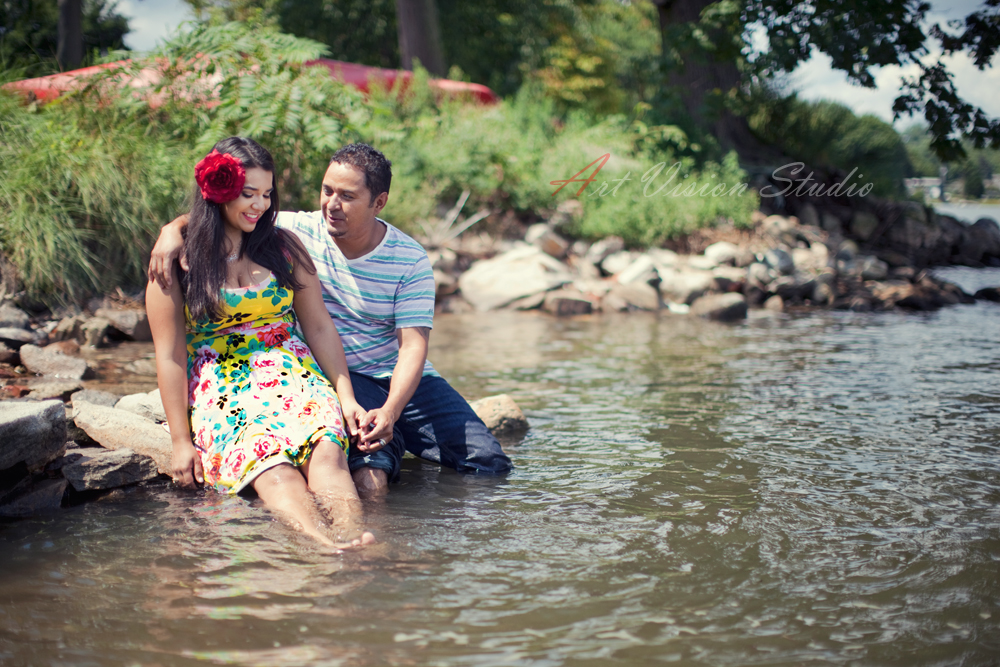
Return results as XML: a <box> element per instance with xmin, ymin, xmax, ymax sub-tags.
<box><xmin>149</xmin><ymin>143</ymin><xmax>513</xmax><ymax>497</ymax></box>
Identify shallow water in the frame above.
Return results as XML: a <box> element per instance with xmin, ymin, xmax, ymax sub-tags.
<box><xmin>3</xmin><ymin>267</ymin><xmax>1000</xmax><ymax>666</ymax></box>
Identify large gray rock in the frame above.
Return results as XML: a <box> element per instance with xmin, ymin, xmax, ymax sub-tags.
<box><xmin>469</xmin><ymin>394</ymin><xmax>529</xmax><ymax>436</ymax></box>
<box><xmin>115</xmin><ymin>389</ymin><xmax>166</xmax><ymax>423</ymax></box>
<box><xmin>703</xmin><ymin>241</ymin><xmax>740</xmax><ymax>267</ymax></box>
<box><xmin>0</xmin><ymin>327</ymin><xmax>34</xmax><ymax>348</ymax></box>
<box><xmin>94</xmin><ymin>308</ymin><xmax>152</xmax><ymax>341</ymax></box>
<box><xmin>606</xmin><ymin>281</ymin><xmax>660</xmax><ymax>311</ymax></box>
<box><xmin>62</xmin><ymin>448</ymin><xmax>160</xmax><ymax>491</ymax></box>
<box><xmin>19</xmin><ymin>344</ymin><xmax>89</xmax><ymax>379</ymax></box>
<box><xmin>690</xmin><ymin>293</ymin><xmax>748</xmax><ymax>322</ymax></box>
<box><xmin>72</xmin><ymin>400</ymin><xmax>172</xmax><ymax>474</ymax></box>
<box><xmin>459</xmin><ymin>245</ymin><xmax>573</xmax><ymax>311</ymax></box>
<box><xmin>24</xmin><ymin>380</ymin><xmax>83</xmax><ymax>401</ymax></box>
<box><xmin>584</xmin><ymin>236</ymin><xmax>625</xmax><ymax>266</ymax></box>
<box><xmin>616</xmin><ymin>254</ymin><xmax>658</xmax><ymax>285</ymax></box>
<box><xmin>542</xmin><ymin>290</ymin><xmax>593</xmax><ymax>316</ymax></box>
<box><xmin>70</xmin><ymin>389</ymin><xmax>120</xmax><ymax>408</ymax></box>
<box><xmin>658</xmin><ymin>267</ymin><xmax>715</xmax><ymax>305</ymax></box>
<box><xmin>0</xmin><ymin>303</ymin><xmax>30</xmax><ymax>329</ymax></box>
<box><xmin>0</xmin><ymin>400</ymin><xmax>67</xmax><ymax>472</ymax></box>
<box><xmin>763</xmin><ymin>248</ymin><xmax>795</xmax><ymax>275</ymax></box>
<box><xmin>0</xmin><ymin>478</ymin><xmax>67</xmax><ymax>517</ymax></box>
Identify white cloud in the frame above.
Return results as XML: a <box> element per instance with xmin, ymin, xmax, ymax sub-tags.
<box><xmin>117</xmin><ymin>0</ymin><xmax>194</xmax><ymax>53</ymax></box>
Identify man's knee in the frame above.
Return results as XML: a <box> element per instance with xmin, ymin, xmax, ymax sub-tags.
<box><xmin>352</xmin><ymin>466</ymin><xmax>389</xmax><ymax>498</ymax></box>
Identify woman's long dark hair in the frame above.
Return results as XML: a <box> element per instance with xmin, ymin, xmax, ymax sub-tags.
<box><xmin>182</xmin><ymin>136</ymin><xmax>312</xmax><ymax>322</ymax></box>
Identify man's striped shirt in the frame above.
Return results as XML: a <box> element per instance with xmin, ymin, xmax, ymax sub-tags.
<box><xmin>276</xmin><ymin>210</ymin><xmax>437</xmax><ymax>378</ymax></box>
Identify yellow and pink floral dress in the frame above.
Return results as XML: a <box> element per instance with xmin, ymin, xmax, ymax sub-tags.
<box><xmin>186</xmin><ymin>272</ymin><xmax>349</xmax><ymax>494</ymax></box>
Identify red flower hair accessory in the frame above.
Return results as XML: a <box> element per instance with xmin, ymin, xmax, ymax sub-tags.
<box><xmin>194</xmin><ymin>150</ymin><xmax>246</xmax><ymax>203</ymax></box>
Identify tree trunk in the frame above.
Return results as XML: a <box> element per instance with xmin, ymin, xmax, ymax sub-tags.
<box><xmin>652</xmin><ymin>0</ymin><xmax>780</xmax><ymax>165</ymax></box>
<box><xmin>394</xmin><ymin>0</ymin><xmax>446</xmax><ymax>76</ymax></box>
<box><xmin>57</xmin><ymin>0</ymin><xmax>83</xmax><ymax>71</ymax></box>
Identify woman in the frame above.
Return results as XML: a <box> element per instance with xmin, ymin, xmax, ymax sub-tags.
<box><xmin>146</xmin><ymin>136</ymin><xmax>375</xmax><ymax>548</ymax></box>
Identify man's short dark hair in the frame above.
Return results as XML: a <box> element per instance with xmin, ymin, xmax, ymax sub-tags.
<box><xmin>330</xmin><ymin>143</ymin><xmax>392</xmax><ymax>205</ymax></box>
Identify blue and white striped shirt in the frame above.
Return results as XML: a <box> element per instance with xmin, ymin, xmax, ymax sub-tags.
<box><xmin>276</xmin><ymin>210</ymin><xmax>437</xmax><ymax>378</ymax></box>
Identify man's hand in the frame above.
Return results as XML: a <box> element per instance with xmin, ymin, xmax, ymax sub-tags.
<box><xmin>172</xmin><ymin>439</ymin><xmax>205</xmax><ymax>489</ymax></box>
<box><xmin>357</xmin><ymin>407</ymin><xmax>394</xmax><ymax>453</ymax></box>
<box><xmin>148</xmin><ymin>215</ymin><xmax>190</xmax><ymax>288</ymax></box>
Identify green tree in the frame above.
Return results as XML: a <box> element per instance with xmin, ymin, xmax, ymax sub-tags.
<box><xmin>0</xmin><ymin>0</ymin><xmax>129</xmax><ymax>76</ymax></box>
<box><xmin>651</xmin><ymin>0</ymin><xmax>1000</xmax><ymax>162</ymax></box>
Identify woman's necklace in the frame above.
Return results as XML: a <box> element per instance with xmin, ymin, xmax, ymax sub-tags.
<box><xmin>226</xmin><ymin>246</ymin><xmax>240</xmax><ymax>263</ymax></box>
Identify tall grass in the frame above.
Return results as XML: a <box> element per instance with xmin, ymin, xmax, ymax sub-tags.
<box><xmin>0</xmin><ymin>22</ymin><xmax>758</xmax><ymax>305</ymax></box>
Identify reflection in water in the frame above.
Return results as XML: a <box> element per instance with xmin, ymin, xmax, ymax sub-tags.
<box><xmin>2</xmin><ymin>268</ymin><xmax>1000</xmax><ymax>665</ymax></box>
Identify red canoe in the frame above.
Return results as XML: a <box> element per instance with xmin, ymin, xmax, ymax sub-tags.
<box><xmin>3</xmin><ymin>58</ymin><xmax>499</xmax><ymax>105</ymax></box>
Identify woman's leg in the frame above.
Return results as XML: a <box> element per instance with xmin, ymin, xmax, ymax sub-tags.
<box><xmin>302</xmin><ymin>439</ymin><xmax>375</xmax><ymax>544</ymax></box>
<box><xmin>251</xmin><ymin>463</ymin><xmax>337</xmax><ymax>547</ymax></box>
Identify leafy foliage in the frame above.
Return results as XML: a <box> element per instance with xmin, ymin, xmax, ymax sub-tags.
<box><xmin>0</xmin><ymin>0</ymin><xmax>129</xmax><ymax>76</ymax></box>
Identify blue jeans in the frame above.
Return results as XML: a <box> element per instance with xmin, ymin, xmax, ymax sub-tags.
<box><xmin>347</xmin><ymin>373</ymin><xmax>513</xmax><ymax>482</ymax></box>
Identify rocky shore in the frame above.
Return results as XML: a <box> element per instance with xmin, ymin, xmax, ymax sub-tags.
<box><xmin>1</xmin><ymin>202</ymin><xmax>998</xmax><ymax>516</ymax></box>
<box><xmin>433</xmin><ymin>202</ymin><xmax>1000</xmax><ymax>319</ymax></box>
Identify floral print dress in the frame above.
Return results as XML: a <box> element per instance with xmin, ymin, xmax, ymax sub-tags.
<box><xmin>186</xmin><ymin>272</ymin><xmax>349</xmax><ymax>494</ymax></box>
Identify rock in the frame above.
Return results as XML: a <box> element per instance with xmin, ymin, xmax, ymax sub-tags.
<box><xmin>764</xmin><ymin>295</ymin><xmax>784</xmax><ymax>312</ymax></box>
<box><xmin>704</xmin><ymin>241</ymin><xmax>741</xmax><ymax>267</ymax></box>
<box><xmin>689</xmin><ymin>293</ymin><xmax>748</xmax><ymax>322</ymax></box>
<box><xmin>94</xmin><ymin>308</ymin><xmax>152</xmax><ymax>341</ymax></box>
<box><xmin>50</xmin><ymin>315</ymin><xmax>85</xmax><ymax>343</ymax></box>
<box><xmin>0</xmin><ymin>479</ymin><xmax>67</xmax><ymax>517</ymax></box>
<box><xmin>542</xmin><ymin>290</ymin><xmax>593</xmax><ymax>316</ymax></box>
<box><xmin>606</xmin><ymin>282</ymin><xmax>660</xmax><ymax>311</ymax></box>
<box><xmin>890</xmin><ymin>266</ymin><xmax>917</xmax><ymax>281</ymax></box>
<box><xmin>18</xmin><ymin>344</ymin><xmax>89</xmax><ymax>379</ymax></box>
<box><xmin>772</xmin><ymin>275</ymin><xmax>816</xmax><ymax>303</ymax></box>
<box><xmin>584</xmin><ymin>236</ymin><xmax>625</xmax><ymax>266</ymax></box>
<box><xmin>0</xmin><ymin>303</ymin><xmax>30</xmax><ymax>329</ymax></box>
<box><xmin>72</xmin><ymin>401</ymin><xmax>173</xmax><ymax>474</ymax></box>
<box><xmin>658</xmin><ymin>267</ymin><xmax>715</xmax><ymax>305</ymax></box>
<box><xmin>821</xmin><ymin>211</ymin><xmax>842</xmax><ymax>234</ymax></box>
<box><xmin>601</xmin><ymin>251</ymin><xmax>638</xmax><ymax>276</ymax></box>
<box><xmin>524</xmin><ymin>224</ymin><xmax>570</xmax><ymax>259</ymax></box>
<box><xmin>616</xmin><ymin>254</ymin><xmax>658</xmax><ymax>286</ymax></box>
<box><xmin>812</xmin><ymin>282</ymin><xmax>835</xmax><ymax>305</ymax></box>
<box><xmin>71</xmin><ymin>389</ymin><xmax>120</xmax><ymax>408</ymax></box>
<box><xmin>433</xmin><ymin>269</ymin><xmax>458</xmax><ymax>296</ymax></box>
<box><xmin>747</xmin><ymin>262</ymin><xmax>774</xmax><ymax>287</ymax></box>
<box><xmin>686</xmin><ymin>255</ymin><xmax>718</xmax><ymax>271</ymax></box>
<box><xmin>965</xmin><ymin>218</ymin><xmax>1000</xmax><ymax>261</ymax></box>
<box><xmin>62</xmin><ymin>448</ymin><xmax>160</xmax><ymax>491</ymax></box>
<box><xmin>974</xmin><ymin>287</ymin><xmax>1000</xmax><ymax>302</ymax></box>
<box><xmin>860</xmin><ymin>256</ymin><xmax>889</xmax><ymax>281</ymax></box>
<box><xmin>81</xmin><ymin>317</ymin><xmax>111</xmax><ymax>347</ymax></box>
<box><xmin>469</xmin><ymin>394</ymin><xmax>529</xmax><ymax>436</ymax></box>
<box><xmin>796</xmin><ymin>202</ymin><xmax>820</xmax><ymax>229</ymax></box>
<box><xmin>647</xmin><ymin>248</ymin><xmax>680</xmax><ymax>269</ymax></box>
<box><xmin>710</xmin><ymin>266</ymin><xmax>746</xmax><ymax>293</ymax></box>
<box><xmin>837</xmin><ymin>240</ymin><xmax>859</xmax><ymax>261</ymax></box>
<box><xmin>0</xmin><ymin>341</ymin><xmax>16</xmax><ymax>364</ymax></box>
<box><xmin>458</xmin><ymin>245</ymin><xmax>573</xmax><ymax>311</ymax></box>
<box><xmin>505</xmin><ymin>292</ymin><xmax>547</xmax><ymax>311</ymax></box>
<box><xmin>124</xmin><ymin>359</ymin><xmax>158</xmax><ymax>376</ymax></box>
<box><xmin>763</xmin><ymin>248</ymin><xmax>795</xmax><ymax>275</ymax></box>
<box><xmin>850</xmin><ymin>211</ymin><xmax>881</xmax><ymax>241</ymax></box>
<box><xmin>0</xmin><ymin>400</ymin><xmax>68</xmax><ymax>472</ymax></box>
<box><xmin>0</xmin><ymin>327</ymin><xmax>34</xmax><ymax>348</ymax></box>
<box><xmin>24</xmin><ymin>380</ymin><xmax>83</xmax><ymax>401</ymax></box>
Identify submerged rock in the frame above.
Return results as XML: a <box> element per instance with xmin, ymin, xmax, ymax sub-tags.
<box><xmin>469</xmin><ymin>394</ymin><xmax>529</xmax><ymax>436</ymax></box>
<box><xmin>19</xmin><ymin>344</ymin><xmax>89</xmax><ymax>379</ymax></box>
<box><xmin>690</xmin><ymin>293</ymin><xmax>748</xmax><ymax>322</ymax></box>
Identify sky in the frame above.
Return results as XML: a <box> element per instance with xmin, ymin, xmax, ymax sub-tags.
<box><xmin>116</xmin><ymin>0</ymin><xmax>999</xmax><ymax>126</ymax></box>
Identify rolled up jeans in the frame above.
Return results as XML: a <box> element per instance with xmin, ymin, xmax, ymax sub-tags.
<box><xmin>347</xmin><ymin>372</ymin><xmax>513</xmax><ymax>482</ymax></box>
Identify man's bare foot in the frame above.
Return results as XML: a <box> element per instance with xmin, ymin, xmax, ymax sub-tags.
<box><xmin>352</xmin><ymin>467</ymin><xmax>389</xmax><ymax>499</ymax></box>
<box><xmin>332</xmin><ymin>531</ymin><xmax>376</xmax><ymax>550</ymax></box>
